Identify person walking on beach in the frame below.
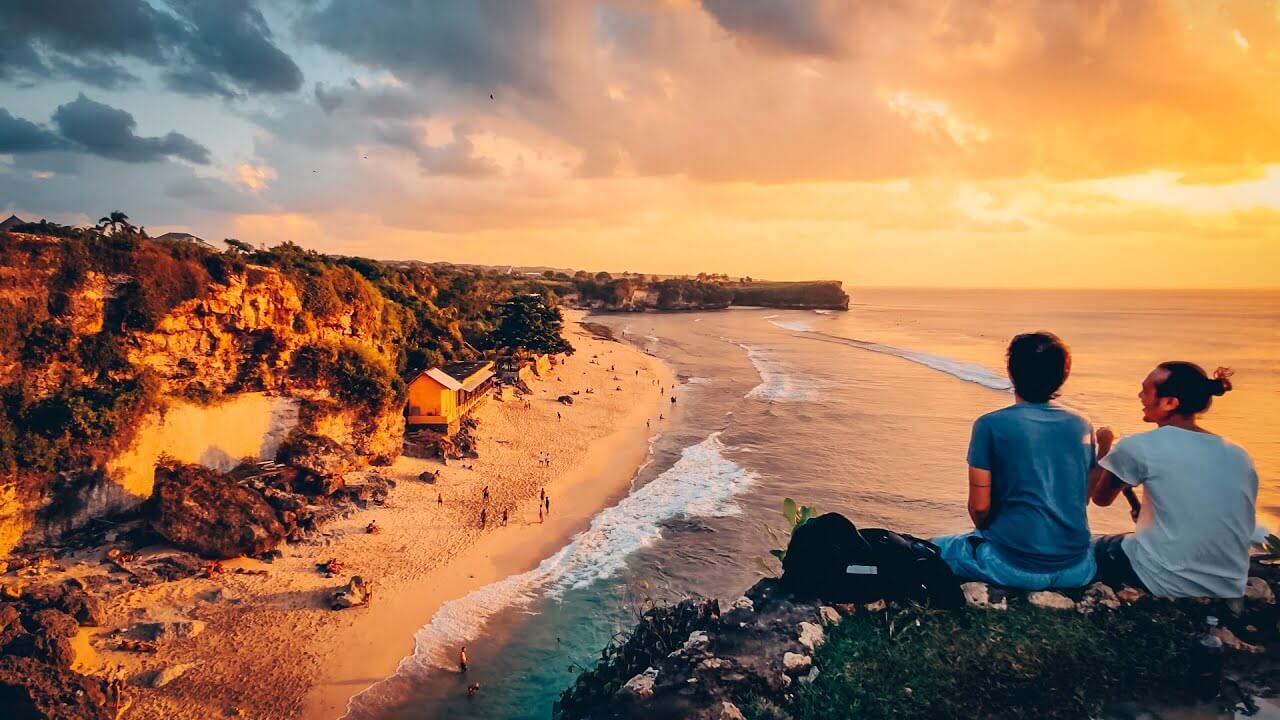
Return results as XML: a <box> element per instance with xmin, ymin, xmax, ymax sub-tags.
<box><xmin>1090</xmin><ymin>364</ymin><xmax>1257</xmax><ymax>598</ymax></box>
<box><xmin>480</xmin><ymin>507</ymin><xmax>488</xmax><ymax>529</ymax></box>
<box><xmin>437</xmin><ymin>492</ymin><xmax>443</xmax><ymax>505</ymax></box>
<box><xmin>482</xmin><ymin>486</ymin><xmax>490</xmax><ymax>503</ymax></box>
<box><xmin>933</xmin><ymin>332</ymin><xmax>1097</xmax><ymax>591</ymax></box>
<box><xmin>459</xmin><ymin>646</ymin><xmax>468</xmax><ymax>673</ymax></box>
<box><xmin>540</xmin><ymin>487</ymin><xmax>545</xmax><ymax>503</ymax></box>
<box><xmin>539</xmin><ymin>505</ymin><xmax>544</xmax><ymax>523</ymax></box>
<box><xmin>502</xmin><ymin>508</ymin><xmax>509</xmax><ymax>527</ymax></box>
<box><xmin>545</xmin><ymin>495</ymin><xmax>550</xmax><ymax>514</ymax></box>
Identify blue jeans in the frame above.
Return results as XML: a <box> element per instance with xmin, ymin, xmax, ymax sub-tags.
<box><xmin>933</xmin><ymin>532</ymin><xmax>1096</xmax><ymax>590</ymax></box>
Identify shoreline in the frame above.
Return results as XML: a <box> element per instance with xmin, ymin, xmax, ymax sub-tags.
<box><xmin>91</xmin><ymin>308</ymin><xmax>676</xmax><ymax>719</ymax></box>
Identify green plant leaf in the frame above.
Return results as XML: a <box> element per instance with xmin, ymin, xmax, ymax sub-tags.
<box><xmin>783</xmin><ymin>498</ymin><xmax>798</xmax><ymax>526</ymax></box>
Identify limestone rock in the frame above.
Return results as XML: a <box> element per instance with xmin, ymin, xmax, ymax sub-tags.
<box><xmin>797</xmin><ymin>621</ymin><xmax>825</xmax><ymax>652</ymax></box>
<box><xmin>0</xmin><ymin>655</ymin><xmax>112</xmax><ymax>720</ymax></box>
<box><xmin>1027</xmin><ymin>591</ymin><xmax>1076</xmax><ymax>611</ymax></box>
<box><xmin>149</xmin><ymin>463</ymin><xmax>285</xmax><ymax>559</ymax></box>
<box><xmin>21</xmin><ymin>583</ymin><xmax>105</xmax><ymax>626</ymax></box>
<box><xmin>1117</xmin><ymin>587</ymin><xmax>1147</xmax><ymax>604</ymax></box>
<box><xmin>139</xmin><ymin>619</ymin><xmax>206</xmax><ymax>641</ymax></box>
<box><xmin>151</xmin><ymin>662</ymin><xmax>197</xmax><ymax>688</ymax></box>
<box><xmin>730</xmin><ymin>596</ymin><xmax>754</xmax><ymax>613</ymax></box>
<box><xmin>277</xmin><ymin>431</ymin><xmax>357</xmax><ymax>487</ymax></box>
<box><xmin>783</xmin><ymin>652</ymin><xmax>812</xmax><ymax>675</ymax></box>
<box><xmin>683</xmin><ymin>630</ymin><xmax>711</xmax><ymax>653</ymax></box>
<box><xmin>818</xmin><ymin>605</ymin><xmax>842</xmax><ymax>626</ymax></box>
<box><xmin>620</xmin><ymin>667</ymin><xmax>658</xmax><ymax>699</ymax></box>
<box><xmin>962</xmin><ymin>582</ymin><xmax>1007</xmax><ymax>610</ymax></box>
<box><xmin>28</xmin><ymin>608</ymin><xmax>79</xmax><ymax>668</ymax></box>
<box><xmin>1244</xmin><ymin>577</ymin><xmax>1275</xmax><ymax>605</ymax></box>
<box><xmin>1077</xmin><ymin>583</ymin><xmax>1121</xmax><ymax>614</ymax></box>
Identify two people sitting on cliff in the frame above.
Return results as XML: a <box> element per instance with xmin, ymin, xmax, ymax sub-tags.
<box><xmin>934</xmin><ymin>332</ymin><xmax>1259</xmax><ymax>598</ymax></box>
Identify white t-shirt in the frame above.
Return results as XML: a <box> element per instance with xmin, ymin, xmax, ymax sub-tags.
<box><xmin>1100</xmin><ymin>426</ymin><xmax>1258</xmax><ymax>598</ymax></box>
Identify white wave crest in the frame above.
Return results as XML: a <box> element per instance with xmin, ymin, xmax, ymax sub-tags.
<box><xmin>343</xmin><ymin>434</ymin><xmax>752</xmax><ymax>716</ymax></box>
<box><xmin>807</xmin><ymin>332</ymin><xmax>1011</xmax><ymax>391</ymax></box>
<box><xmin>768</xmin><ymin>318</ymin><xmax>814</xmax><ymax>332</ymax></box>
<box><xmin>738</xmin><ymin>343</ymin><xmax>816</xmax><ymax>402</ymax></box>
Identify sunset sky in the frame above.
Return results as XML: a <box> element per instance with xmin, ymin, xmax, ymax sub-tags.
<box><xmin>2</xmin><ymin>0</ymin><xmax>1278</xmax><ymax>288</ymax></box>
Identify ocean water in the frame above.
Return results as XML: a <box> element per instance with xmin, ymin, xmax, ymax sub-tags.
<box><xmin>345</xmin><ymin>289</ymin><xmax>1279</xmax><ymax>720</ymax></box>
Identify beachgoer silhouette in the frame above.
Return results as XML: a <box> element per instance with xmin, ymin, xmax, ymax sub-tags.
<box><xmin>480</xmin><ymin>508</ymin><xmax>487</xmax><ymax>528</ymax></box>
<box><xmin>467</xmin><ymin>682</ymin><xmax>480</xmax><ymax>698</ymax></box>
<box><xmin>671</xmin><ymin>395</ymin><xmax>676</xmax><ymax>405</ymax></box>
<box><xmin>545</xmin><ymin>496</ymin><xmax>550</xmax><ymax>513</ymax></box>
<box><xmin>437</xmin><ymin>492</ymin><xmax>443</xmax><ymax>505</ymax></box>
<box><xmin>539</xmin><ymin>506</ymin><xmax>544</xmax><ymax>523</ymax></box>
<box><xmin>540</xmin><ymin>487</ymin><xmax>545</xmax><ymax>502</ymax></box>
<box><xmin>482</xmin><ymin>486</ymin><xmax>490</xmax><ymax>503</ymax></box>
<box><xmin>502</xmin><ymin>508</ymin><xmax>509</xmax><ymax>526</ymax></box>
<box><xmin>459</xmin><ymin>646</ymin><xmax>468</xmax><ymax>672</ymax></box>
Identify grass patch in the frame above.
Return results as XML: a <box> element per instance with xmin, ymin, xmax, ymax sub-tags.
<box><xmin>785</xmin><ymin>602</ymin><xmax>1196</xmax><ymax>720</ymax></box>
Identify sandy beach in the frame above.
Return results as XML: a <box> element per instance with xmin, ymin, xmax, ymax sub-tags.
<box><xmin>75</xmin><ymin>310</ymin><xmax>674</xmax><ymax>719</ymax></box>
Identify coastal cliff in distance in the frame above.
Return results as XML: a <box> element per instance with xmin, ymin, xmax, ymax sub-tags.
<box><xmin>560</xmin><ymin>274</ymin><xmax>850</xmax><ymax>312</ymax></box>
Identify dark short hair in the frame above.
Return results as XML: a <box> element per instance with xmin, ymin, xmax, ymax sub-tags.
<box><xmin>1006</xmin><ymin>332</ymin><xmax>1070</xmax><ymax>403</ymax></box>
<box><xmin>1156</xmin><ymin>361</ymin><xmax>1232</xmax><ymax>416</ymax></box>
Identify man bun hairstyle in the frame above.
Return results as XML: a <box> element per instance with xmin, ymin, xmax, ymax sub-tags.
<box><xmin>1006</xmin><ymin>331</ymin><xmax>1070</xmax><ymax>403</ymax></box>
<box><xmin>1156</xmin><ymin>362</ymin><xmax>1234</xmax><ymax>416</ymax></box>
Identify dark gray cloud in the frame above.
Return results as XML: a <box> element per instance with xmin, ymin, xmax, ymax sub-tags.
<box><xmin>0</xmin><ymin>108</ymin><xmax>66</xmax><ymax>153</ymax></box>
<box><xmin>699</xmin><ymin>0</ymin><xmax>844</xmax><ymax>56</ymax></box>
<box><xmin>50</xmin><ymin>94</ymin><xmax>211</xmax><ymax>164</ymax></box>
<box><xmin>163</xmin><ymin>0</ymin><xmax>303</xmax><ymax>97</ymax></box>
<box><xmin>375</xmin><ymin>121</ymin><xmax>499</xmax><ymax>177</ymax></box>
<box><xmin>301</xmin><ymin>0</ymin><xmax>557</xmax><ymax>97</ymax></box>
<box><xmin>0</xmin><ymin>0</ymin><xmax>302</xmax><ymax>96</ymax></box>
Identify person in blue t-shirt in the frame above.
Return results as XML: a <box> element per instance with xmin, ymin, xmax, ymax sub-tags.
<box><xmin>933</xmin><ymin>331</ymin><xmax>1098</xmax><ymax>590</ymax></box>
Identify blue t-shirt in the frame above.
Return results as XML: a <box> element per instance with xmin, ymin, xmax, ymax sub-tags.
<box><xmin>967</xmin><ymin>402</ymin><xmax>1095</xmax><ymax>572</ymax></box>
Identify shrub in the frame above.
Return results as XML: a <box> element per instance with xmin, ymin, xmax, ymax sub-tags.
<box><xmin>291</xmin><ymin>341</ymin><xmax>403</xmax><ymax>415</ymax></box>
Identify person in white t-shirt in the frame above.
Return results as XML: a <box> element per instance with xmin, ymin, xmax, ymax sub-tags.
<box><xmin>1088</xmin><ymin>362</ymin><xmax>1258</xmax><ymax>598</ymax></box>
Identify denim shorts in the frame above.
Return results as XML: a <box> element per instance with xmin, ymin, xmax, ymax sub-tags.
<box><xmin>933</xmin><ymin>532</ymin><xmax>1097</xmax><ymax>591</ymax></box>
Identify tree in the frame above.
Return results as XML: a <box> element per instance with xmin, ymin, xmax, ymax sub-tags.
<box><xmin>490</xmin><ymin>294</ymin><xmax>575</xmax><ymax>357</ymax></box>
<box><xmin>594</xmin><ymin>271</ymin><xmax>612</xmax><ymax>282</ymax></box>
<box><xmin>224</xmin><ymin>238</ymin><xmax>255</xmax><ymax>254</ymax></box>
<box><xmin>96</xmin><ymin>211</ymin><xmax>135</xmax><ymax>236</ymax></box>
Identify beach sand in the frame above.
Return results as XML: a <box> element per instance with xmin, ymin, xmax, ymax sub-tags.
<box><xmin>84</xmin><ymin>310</ymin><xmax>674</xmax><ymax>719</ymax></box>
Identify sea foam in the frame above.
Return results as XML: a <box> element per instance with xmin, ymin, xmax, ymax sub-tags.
<box><xmin>807</xmin><ymin>332</ymin><xmax>1011</xmax><ymax>391</ymax></box>
<box><xmin>767</xmin><ymin>318</ymin><xmax>814</xmax><ymax>332</ymax></box>
<box><xmin>735</xmin><ymin>343</ymin><xmax>815</xmax><ymax>402</ymax></box>
<box><xmin>343</xmin><ymin>433</ymin><xmax>753</xmax><ymax>717</ymax></box>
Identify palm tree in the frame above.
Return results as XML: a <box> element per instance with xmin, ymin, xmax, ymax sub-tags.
<box><xmin>96</xmin><ymin>211</ymin><xmax>135</xmax><ymax>236</ymax></box>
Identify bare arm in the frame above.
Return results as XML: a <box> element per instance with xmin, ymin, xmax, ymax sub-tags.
<box><xmin>968</xmin><ymin>466</ymin><xmax>993</xmax><ymax>530</ymax></box>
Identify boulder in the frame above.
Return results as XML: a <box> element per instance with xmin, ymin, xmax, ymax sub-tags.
<box><xmin>27</xmin><ymin>609</ymin><xmax>79</xmax><ymax>667</ymax></box>
<box><xmin>962</xmin><ymin>582</ymin><xmax>1007</xmax><ymax>610</ymax></box>
<box><xmin>276</xmin><ymin>431</ymin><xmax>358</xmax><ymax>488</ymax></box>
<box><xmin>819</xmin><ymin>606</ymin><xmax>842</xmax><ymax>626</ymax></box>
<box><xmin>21</xmin><ymin>583</ymin><xmax>105</xmax><ymax>626</ymax></box>
<box><xmin>1027</xmin><ymin>591</ymin><xmax>1076</xmax><ymax>611</ymax></box>
<box><xmin>1244</xmin><ymin>577</ymin><xmax>1275</xmax><ymax>605</ymax></box>
<box><xmin>150</xmin><ymin>662</ymin><xmax>197</xmax><ymax>688</ymax></box>
<box><xmin>150</xmin><ymin>463</ymin><xmax>286</xmax><ymax>559</ymax></box>
<box><xmin>0</xmin><ymin>656</ymin><xmax>112</xmax><ymax>720</ymax></box>
<box><xmin>782</xmin><ymin>652</ymin><xmax>812</xmax><ymax>675</ymax></box>
<box><xmin>1077</xmin><ymin>583</ymin><xmax>1121</xmax><ymax>614</ymax></box>
<box><xmin>683</xmin><ymin>630</ymin><xmax>711</xmax><ymax>653</ymax></box>
<box><xmin>138</xmin><ymin>619</ymin><xmax>206</xmax><ymax>642</ymax></box>
<box><xmin>620</xmin><ymin>667</ymin><xmax>658</xmax><ymax>699</ymax></box>
<box><xmin>797</xmin><ymin>621</ymin><xmax>825</xmax><ymax>652</ymax></box>
<box><xmin>418</xmin><ymin>470</ymin><xmax>439</xmax><ymax>484</ymax></box>
<box><xmin>730</xmin><ymin>596</ymin><xmax>754</xmax><ymax>613</ymax></box>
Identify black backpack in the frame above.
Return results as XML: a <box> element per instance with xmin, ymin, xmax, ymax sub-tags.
<box><xmin>781</xmin><ymin>512</ymin><xmax>963</xmax><ymax>609</ymax></box>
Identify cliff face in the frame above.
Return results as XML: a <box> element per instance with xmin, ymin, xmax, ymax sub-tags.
<box><xmin>571</xmin><ymin>279</ymin><xmax>849</xmax><ymax>313</ymax></box>
<box><xmin>0</xmin><ymin>233</ymin><xmax>409</xmax><ymax>555</ymax></box>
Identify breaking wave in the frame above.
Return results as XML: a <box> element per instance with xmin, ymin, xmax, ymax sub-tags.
<box><xmin>343</xmin><ymin>433</ymin><xmax>753</xmax><ymax>716</ymax></box>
